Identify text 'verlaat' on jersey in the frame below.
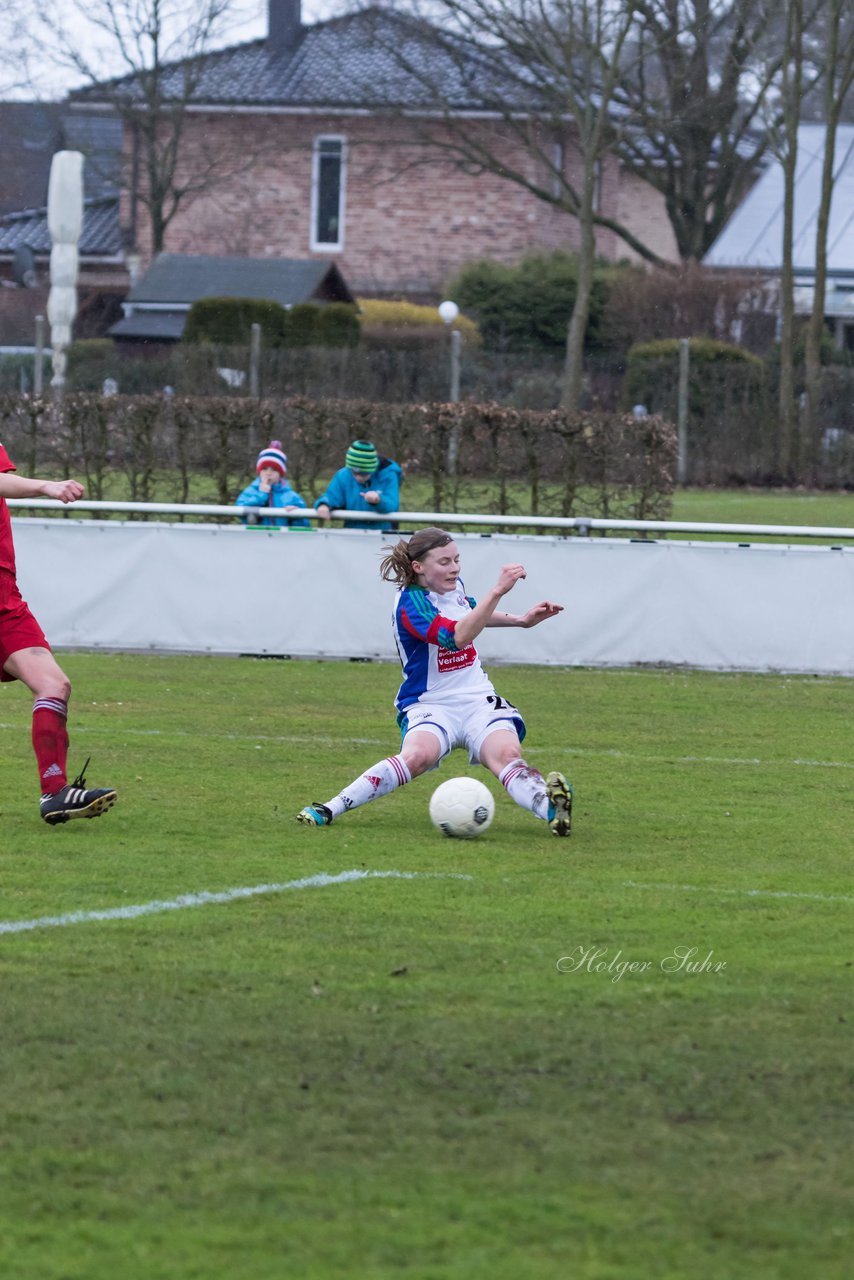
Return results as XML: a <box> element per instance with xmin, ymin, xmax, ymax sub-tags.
<box><xmin>437</xmin><ymin>644</ymin><xmax>476</xmax><ymax>672</ymax></box>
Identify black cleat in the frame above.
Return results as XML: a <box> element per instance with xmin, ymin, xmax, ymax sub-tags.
<box><xmin>40</xmin><ymin>757</ymin><xmax>117</xmax><ymax>826</ymax></box>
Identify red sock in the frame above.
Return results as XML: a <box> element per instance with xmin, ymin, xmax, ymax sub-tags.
<box><xmin>32</xmin><ymin>698</ymin><xmax>69</xmax><ymax>796</ymax></box>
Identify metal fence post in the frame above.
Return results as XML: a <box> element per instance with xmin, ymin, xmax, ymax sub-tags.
<box><xmin>34</xmin><ymin>314</ymin><xmax>45</xmax><ymax>395</ymax></box>
<box><xmin>677</xmin><ymin>338</ymin><xmax>689</xmax><ymax>485</ymax></box>
<box><xmin>249</xmin><ymin>322</ymin><xmax>261</xmax><ymax>398</ymax></box>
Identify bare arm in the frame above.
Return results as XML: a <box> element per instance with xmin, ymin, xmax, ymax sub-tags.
<box><xmin>0</xmin><ymin>475</ymin><xmax>84</xmax><ymax>503</ymax></box>
<box><xmin>486</xmin><ymin>602</ymin><xmax>564</xmax><ymax>629</ymax></box>
<box><xmin>453</xmin><ymin>564</ymin><xmax>528</xmax><ymax>648</ymax></box>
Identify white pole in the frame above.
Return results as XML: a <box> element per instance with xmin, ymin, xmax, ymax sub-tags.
<box><xmin>47</xmin><ymin>151</ymin><xmax>84</xmax><ymax>399</ymax></box>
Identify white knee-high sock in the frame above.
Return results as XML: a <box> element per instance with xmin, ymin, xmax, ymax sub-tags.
<box><xmin>326</xmin><ymin>754</ymin><xmax>412</xmax><ymax>818</ymax></box>
<box><xmin>499</xmin><ymin>758</ymin><xmax>549</xmax><ymax>820</ymax></box>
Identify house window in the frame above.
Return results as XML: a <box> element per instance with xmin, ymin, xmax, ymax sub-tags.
<box><xmin>311</xmin><ymin>136</ymin><xmax>346</xmax><ymax>251</ymax></box>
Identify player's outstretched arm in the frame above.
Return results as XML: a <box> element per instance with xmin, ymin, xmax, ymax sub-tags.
<box><xmin>486</xmin><ymin>601</ymin><xmax>564</xmax><ymax>628</ymax></box>
<box><xmin>0</xmin><ymin>475</ymin><xmax>84</xmax><ymax>503</ymax></box>
<box><xmin>454</xmin><ymin>563</ymin><xmax>527</xmax><ymax>647</ymax></box>
<box><xmin>520</xmin><ymin>601</ymin><xmax>564</xmax><ymax>628</ymax></box>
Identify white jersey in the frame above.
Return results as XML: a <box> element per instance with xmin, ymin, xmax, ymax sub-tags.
<box><xmin>391</xmin><ymin>579</ymin><xmax>495</xmax><ymax>713</ymax></box>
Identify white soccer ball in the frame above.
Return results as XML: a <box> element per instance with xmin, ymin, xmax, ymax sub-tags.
<box><xmin>429</xmin><ymin>776</ymin><xmax>495</xmax><ymax>839</ymax></box>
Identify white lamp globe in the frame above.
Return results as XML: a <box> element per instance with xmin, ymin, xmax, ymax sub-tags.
<box><xmin>438</xmin><ymin>299</ymin><xmax>459</xmax><ymax>325</ymax></box>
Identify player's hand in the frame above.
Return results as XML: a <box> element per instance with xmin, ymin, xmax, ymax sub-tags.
<box><xmin>495</xmin><ymin>563</ymin><xmax>527</xmax><ymax>595</ymax></box>
<box><xmin>44</xmin><ymin>479</ymin><xmax>84</xmax><ymax>504</ymax></box>
<box><xmin>521</xmin><ymin>601</ymin><xmax>564</xmax><ymax>628</ymax></box>
<box><xmin>360</xmin><ymin>489</ymin><xmax>380</xmax><ymax>505</ymax></box>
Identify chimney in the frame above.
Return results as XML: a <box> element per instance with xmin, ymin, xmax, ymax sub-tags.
<box><xmin>269</xmin><ymin>0</ymin><xmax>302</xmax><ymax>49</ymax></box>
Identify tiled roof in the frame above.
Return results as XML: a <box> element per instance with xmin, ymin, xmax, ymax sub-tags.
<box><xmin>110</xmin><ymin>310</ymin><xmax>187</xmax><ymax>341</ymax></box>
<box><xmin>69</xmin><ymin>9</ymin><xmax>518</xmax><ymax>112</ymax></box>
<box><xmin>126</xmin><ymin>252</ymin><xmax>355</xmax><ymax>306</ymax></box>
<box><xmin>0</xmin><ymin>196</ymin><xmax>122</xmax><ymax>257</ymax></box>
<box><xmin>112</xmin><ymin>252</ymin><xmax>356</xmax><ymax>339</ymax></box>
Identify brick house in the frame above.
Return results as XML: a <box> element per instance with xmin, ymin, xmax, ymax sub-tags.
<box><xmin>69</xmin><ymin>0</ymin><xmax>678</xmax><ymax>302</ymax></box>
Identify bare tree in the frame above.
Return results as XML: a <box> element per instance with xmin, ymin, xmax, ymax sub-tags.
<box><xmin>30</xmin><ymin>0</ymin><xmax>252</xmax><ymax>256</ymax></box>
<box><xmin>364</xmin><ymin>0</ymin><xmax>661</xmax><ymax>408</ymax></box>
<box><xmin>802</xmin><ymin>0</ymin><xmax>854</xmax><ymax>473</ymax></box>
<box><xmin>762</xmin><ymin>0</ymin><xmax>809</xmax><ymax>477</ymax></box>
<box><xmin>615</xmin><ymin>0</ymin><xmax>787</xmax><ymax>263</ymax></box>
<box><xmin>0</xmin><ymin>0</ymin><xmax>36</xmax><ymax>97</ymax></box>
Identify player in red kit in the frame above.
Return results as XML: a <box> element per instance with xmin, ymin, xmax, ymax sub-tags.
<box><xmin>0</xmin><ymin>440</ymin><xmax>116</xmax><ymax>825</ymax></box>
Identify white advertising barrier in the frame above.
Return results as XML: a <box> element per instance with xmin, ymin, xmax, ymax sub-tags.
<box><xmin>11</xmin><ymin>519</ymin><xmax>854</xmax><ymax>674</ymax></box>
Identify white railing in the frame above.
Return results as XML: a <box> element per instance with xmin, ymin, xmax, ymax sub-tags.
<box><xmin>6</xmin><ymin>498</ymin><xmax>854</xmax><ymax>540</ymax></box>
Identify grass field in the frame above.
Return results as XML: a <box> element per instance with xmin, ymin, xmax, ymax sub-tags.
<box><xmin>672</xmin><ymin>487</ymin><xmax>854</xmax><ymax>532</ymax></box>
<box><xmin>1</xmin><ymin>652</ymin><xmax>851</xmax><ymax>1279</ymax></box>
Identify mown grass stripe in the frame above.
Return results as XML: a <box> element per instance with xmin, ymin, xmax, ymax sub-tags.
<box><xmin>624</xmin><ymin>879</ymin><xmax>854</xmax><ymax>905</ymax></box>
<box><xmin>1</xmin><ymin>722</ymin><xmax>851</xmax><ymax>771</ymax></box>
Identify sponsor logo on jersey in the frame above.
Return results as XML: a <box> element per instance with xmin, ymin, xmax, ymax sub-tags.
<box><xmin>438</xmin><ymin>644</ymin><xmax>477</xmax><ymax>672</ymax></box>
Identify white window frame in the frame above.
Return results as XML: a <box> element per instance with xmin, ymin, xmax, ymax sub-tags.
<box><xmin>310</xmin><ymin>135</ymin><xmax>347</xmax><ymax>253</ymax></box>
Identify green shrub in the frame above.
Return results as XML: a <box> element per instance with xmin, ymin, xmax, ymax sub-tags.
<box><xmin>282</xmin><ymin>303</ymin><xmax>321</xmax><ymax>347</ymax></box>
<box><xmin>447</xmin><ymin>251</ymin><xmax>610</xmax><ymax>353</ymax></box>
<box><xmin>66</xmin><ymin>340</ymin><xmax>118</xmax><ymax>391</ymax></box>
<box><xmin>316</xmin><ymin>303</ymin><xmax>361</xmax><ymax>347</ymax></box>
<box><xmin>624</xmin><ymin>337</ymin><xmax>765</xmax><ymax>417</ymax></box>
<box><xmin>183</xmin><ymin>297</ymin><xmax>287</xmax><ymax>346</ymax></box>
<box><xmin>0</xmin><ymin>353</ymin><xmax>39</xmax><ymax>394</ymax></box>
<box><xmin>629</xmin><ymin>337</ymin><xmax>763</xmax><ymax>368</ymax></box>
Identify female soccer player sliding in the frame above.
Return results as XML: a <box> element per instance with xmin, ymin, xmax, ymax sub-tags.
<box><xmin>297</xmin><ymin>526</ymin><xmax>572</xmax><ymax>836</ymax></box>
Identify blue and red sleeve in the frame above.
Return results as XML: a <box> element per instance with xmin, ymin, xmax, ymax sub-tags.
<box><xmin>398</xmin><ymin>587</ymin><xmax>460</xmax><ymax>652</ymax></box>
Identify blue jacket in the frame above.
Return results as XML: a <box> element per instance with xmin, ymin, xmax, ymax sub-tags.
<box><xmin>314</xmin><ymin>459</ymin><xmax>401</xmax><ymax>530</ymax></box>
<box><xmin>236</xmin><ymin>477</ymin><xmax>310</xmax><ymax>528</ymax></box>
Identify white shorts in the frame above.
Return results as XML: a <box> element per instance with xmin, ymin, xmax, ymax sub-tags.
<box><xmin>398</xmin><ymin>693</ymin><xmax>526</xmax><ymax>764</ymax></box>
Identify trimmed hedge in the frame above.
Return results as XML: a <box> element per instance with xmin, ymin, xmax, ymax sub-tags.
<box><xmin>0</xmin><ymin>393</ymin><xmax>675</xmax><ymax>524</ymax></box>
<box><xmin>183</xmin><ymin>297</ymin><xmax>289</xmax><ymax>346</ymax></box>
<box><xmin>183</xmin><ymin>297</ymin><xmax>361</xmax><ymax>349</ymax></box>
<box><xmin>357</xmin><ymin>299</ymin><xmax>481</xmax><ymax>350</ymax></box>
<box><xmin>625</xmin><ymin>337</ymin><xmax>765</xmax><ymax>412</ymax></box>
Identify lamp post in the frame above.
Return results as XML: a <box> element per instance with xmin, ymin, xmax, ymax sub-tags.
<box><xmin>47</xmin><ymin>150</ymin><xmax>84</xmax><ymax>404</ymax></box>
<box><xmin>438</xmin><ymin>299</ymin><xmax>461</xmax><ymax>402</ymax></box>
<box><xmin>438</xmin><ymin>299</ymin><xmax>461</xmax><ymax>474</ymax></box>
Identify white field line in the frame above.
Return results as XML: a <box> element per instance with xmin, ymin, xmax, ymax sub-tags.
<box><xmin>0</xmin><ymin>722</ymin><xmax>851</xmax><ymax>771</ymax></box>
<box><xmin>0</xmin><ymin>869</ymin><xmax>473</xmax><ymax>938</ymax></box>
<box><xmin>624</xmin><ymin>880</ymin><xmax>854</xmax><ymax>905</ymax></box>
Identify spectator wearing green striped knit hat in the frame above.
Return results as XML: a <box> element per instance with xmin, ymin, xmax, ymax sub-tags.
<box><xmin>345</xmin><ymin>440</ymin><xmax>379</xmax><ymax>474</ymax></box>
<box><xmin>314</xmin><ymin>439</ymin><xmax>401</xmax><ymax>531</ymax></box>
